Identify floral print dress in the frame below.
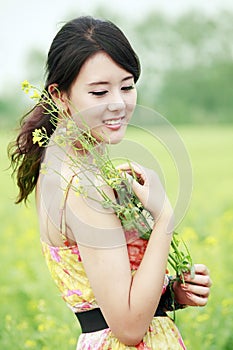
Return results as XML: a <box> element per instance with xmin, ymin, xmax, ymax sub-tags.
<box><xmin>41</xmin><ymin>235</ymin><xmax>186</xmax><ymax>349</ymax></box>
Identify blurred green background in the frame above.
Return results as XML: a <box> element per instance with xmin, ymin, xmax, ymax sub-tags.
<box><xmin>1</xmin><ymin>2</ymin><xmax>233</xmax><ymax>349</ymax></box>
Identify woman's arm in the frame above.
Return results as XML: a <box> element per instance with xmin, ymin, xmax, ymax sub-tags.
<box><xmin>66</xmin><ymin>165</ymin><xmax>173</xmax><ymax>346</ymax></box>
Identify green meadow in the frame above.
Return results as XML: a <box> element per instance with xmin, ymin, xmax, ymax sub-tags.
<box><xmin>1</xmin><ymin>125</ymin><xmax>233</xmax><ymax>349</ymax></box>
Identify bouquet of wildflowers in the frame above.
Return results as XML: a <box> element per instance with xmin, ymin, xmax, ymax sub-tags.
<box><xmin>22</xmin><ymin>81</ymin><xmax>194</xmax><ymax>283</ymax></box>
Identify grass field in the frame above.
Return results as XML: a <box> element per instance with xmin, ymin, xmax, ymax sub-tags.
<box><xmin>1</xmin><ymin>125</ymin><xmax>233</xmax><ymax>349</ymax></box>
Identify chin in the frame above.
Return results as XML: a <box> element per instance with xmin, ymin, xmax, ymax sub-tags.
<box><xmin>108</xmin><ymin>138</ymin><xmax>123</xmax><ymax>145</ymax></box>
<box><xmin>106</xmin><ymin>130</ymin><xmax>127</xmax><ymax>144</ymax></box>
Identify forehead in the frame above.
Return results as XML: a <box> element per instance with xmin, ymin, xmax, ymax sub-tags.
<box><xmin>76</xmin><ymin>52</ymin><xmax>132</xmax><ymax>83</ymax></box>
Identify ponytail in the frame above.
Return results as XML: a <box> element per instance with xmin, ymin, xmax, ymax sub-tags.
<box><xmin>8</xmin><ymin>103</ymin><xmax>57</xmax><ymax>203</ymax></box>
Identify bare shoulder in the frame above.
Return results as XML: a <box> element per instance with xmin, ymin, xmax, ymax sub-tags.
<box><xmin>65</xmin><ymin>171</ymin><xmax>126</xmax><ymax>248</ymax></box>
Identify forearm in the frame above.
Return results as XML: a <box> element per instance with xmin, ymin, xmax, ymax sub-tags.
<box><xmin>126</xmin><ymin>220</ymin><xmax>173</xmax><ymax>335</ymax></box>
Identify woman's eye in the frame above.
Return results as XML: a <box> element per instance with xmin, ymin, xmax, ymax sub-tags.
<box><xmin>89</xmin><ymin>90</ymin><xmax>108</xmax><ymax>96</ymax></box>
<box><xmin>121</xmin><ymin>85</ymin><xmax>135</xmax><ymax>92</ymax></box>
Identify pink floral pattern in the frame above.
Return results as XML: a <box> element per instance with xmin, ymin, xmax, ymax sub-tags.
<box><xmin>41</xmin><ymin>238</ymin><xmax>186</xmax><ymax>349</ymax></box>
<box><xmin>77</xmin><ymin>318</ymin><xmax>186</xmax><ymax>349</ymax></box>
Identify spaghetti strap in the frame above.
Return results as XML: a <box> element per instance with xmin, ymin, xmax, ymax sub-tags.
<box><xmin>59</xmin><ymin>175</ymin><xmax>75</xmax><ymax>245</ymax></box>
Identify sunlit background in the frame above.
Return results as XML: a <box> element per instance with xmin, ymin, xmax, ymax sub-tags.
<box><xmin>1</xmin><ymin>1</ymin><xmax>233</xmax><ymax>349</ymax></box>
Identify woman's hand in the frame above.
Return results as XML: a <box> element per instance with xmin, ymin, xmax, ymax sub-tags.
<box><xmin>118</xmin><ymin>163</ymin><xmax>174</xmax><ymax>232</ymax></box>
<box><xmin>173</xmin><ymin>264</ymin><xmax>212</xmax><ymax>307</ymax></box>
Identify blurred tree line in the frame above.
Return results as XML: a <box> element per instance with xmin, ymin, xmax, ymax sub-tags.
<box><xmin>1</xmin><ymin>9</ymin><xmax>232</xmax><ymax>128</ymax></box>
<box><xmin>133</xmin><ymin>10</ymin><xmax>233</xmax><ymax>124</ymax></box>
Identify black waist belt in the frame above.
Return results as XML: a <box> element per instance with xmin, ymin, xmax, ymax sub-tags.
<box><xmin>75</xmin><ymin>306</ymin><xmax>166</xmax><ymax>333</ymax></box>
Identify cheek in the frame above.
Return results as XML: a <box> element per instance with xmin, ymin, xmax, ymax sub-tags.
<box><xmin>127</xmin><ymin>90</ymin><xmax>137</xmax><ymax>110</ymax></box>
<box><xmin>127</xmin><ymin>97</ymin><xmax>137</xmax><ymax>118</ymax></box>
<box><xmin>68</xmin><ymin>95</ymin><xmax>89</xmax><ymax>115</ymax></box>
<box><xmin>72</xmin><ymin>104</ymin><xmax>107</xmax><ymax>128</ymax></box>
<box><xmin>68</xmin><ymin>90</ymin><xmax>98</xmax><ymax>113</ymax></box>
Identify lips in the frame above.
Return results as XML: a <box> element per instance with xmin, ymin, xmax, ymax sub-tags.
<box><xmin>103</xmin><ymin>117</ymin><xmax>125</xmax><ymax>126</ymax></box>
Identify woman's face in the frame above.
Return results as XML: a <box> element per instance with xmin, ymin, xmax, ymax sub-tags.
<box><xmin>63</xmin><ymin>52</ymin><xmax>137</xmax><ymax>144</ymax></box>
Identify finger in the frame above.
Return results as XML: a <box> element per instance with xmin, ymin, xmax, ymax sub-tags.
<box><xmin>181</xmin><ymin>283</ymin><xmax>210</xmax><ymax>298</ymax></box>
<box><xmin>185</xmin><ymin>292</ymin><xmax>209</xmax><ymax>307</ymax></box>
<box><xmin>117</xmin><ymin>163</ymin><xmax>147</xmax><ymax>184</ymax></box>
<box><xmin>184</xmin><ymin>273</ymin><xmax>212</xmax><ymax>287</ymax></box>
<box><xmin>193</xmin><ymin>264</ymin><xmax>210</xmax><ymax>276</ymax></box>
<box><xmin>116</xmin><ymin>162</ymin><xmax>143</xmax><ymax>174</ymax></box>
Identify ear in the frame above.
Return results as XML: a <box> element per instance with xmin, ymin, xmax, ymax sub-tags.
<box><xmin>48</xmin><ymin>84</ymin><xmax>69</xmax><ymax>112</ymax></box>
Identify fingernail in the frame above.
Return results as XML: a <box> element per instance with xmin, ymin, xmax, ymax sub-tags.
<box><xmin>186</xmin><ymin>292</ymin><xmax>192</xmax><ymax>297</ymax></box>
<box><xmin>181</xmin><ymin>284</ymin><xmax>188</xmax><ymax>290</ymax></box>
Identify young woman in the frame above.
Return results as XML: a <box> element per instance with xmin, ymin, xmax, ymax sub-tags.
<box><xmin>10</xmin><ymin>16</ymin><xmax>211</xmax><ymax>349</ymax></box>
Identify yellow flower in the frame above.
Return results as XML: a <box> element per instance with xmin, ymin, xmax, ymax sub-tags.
<box><xmin>38</xmin><ymin>323</ymin><xmax>46</xmax><ymax>332</ymax></box>
<box><xmin>204</xmin><ymin>236</ymin><xmax>218</xmax><ymax>246</ymax></box>
<box><xmin>181</xmin><ymin>226</ymin><xmax>198</xmax><ymax>241</ymax></box>
<box><xmin>196</xmin><ymin>313</ymin><xmax>210</xmax><ymax>323</ymax></box>
<box><xmin>25</xmin><ymin>339</ymin><xmax>36</xmax><ymax>348</ymax></box>
<box><xmin>69</xmin><ymin>338</ymin><xmax>77</xmax><ymax>345</ymax></box>
<box><xmin>32</xmin><ymin>129</ymin><xmax>43</xmax><ymax>146</ymax></box>
<box><xmin>21</xmin><ymin>80</ymin><xmax>30</xmax><ymax>92</ymax></box>
<box><xmin>30</xmin><ymin>89</ymin><xmax>40</xmax><ymax>100</ymax></box>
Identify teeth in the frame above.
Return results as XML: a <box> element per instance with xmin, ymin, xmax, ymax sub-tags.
<box><xmin>104</xmin><ymin>119</ymin><xmax>122</xmax><ymax>125</ymax></box>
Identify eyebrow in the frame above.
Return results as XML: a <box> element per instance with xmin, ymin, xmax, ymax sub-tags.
<box><xmin>87</xmin><ymin>75</ymin><xmax>134</xmax><ymax>86</ymax></box>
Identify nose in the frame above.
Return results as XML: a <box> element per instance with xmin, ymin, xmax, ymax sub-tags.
<box><xmin>107</xmin><ymin>101</ymin><xmax>125</xmax><ymax>112</ymax></box>
<box><xmin>107</xmin><ymin>91</ymin><xmax>126</xmax><ymax>112</ymax></box>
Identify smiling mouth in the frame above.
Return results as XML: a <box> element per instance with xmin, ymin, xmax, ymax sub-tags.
<box><xmin>103</xmin><ymin>117</ymin><xmax>125</xmax><ymax>126</ymax></box>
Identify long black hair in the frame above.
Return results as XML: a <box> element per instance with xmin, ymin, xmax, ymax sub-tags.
<box><xmin>9</xmin><ymin>16</ymin><xmax>141</xmax><ymax>203</ymax></box>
